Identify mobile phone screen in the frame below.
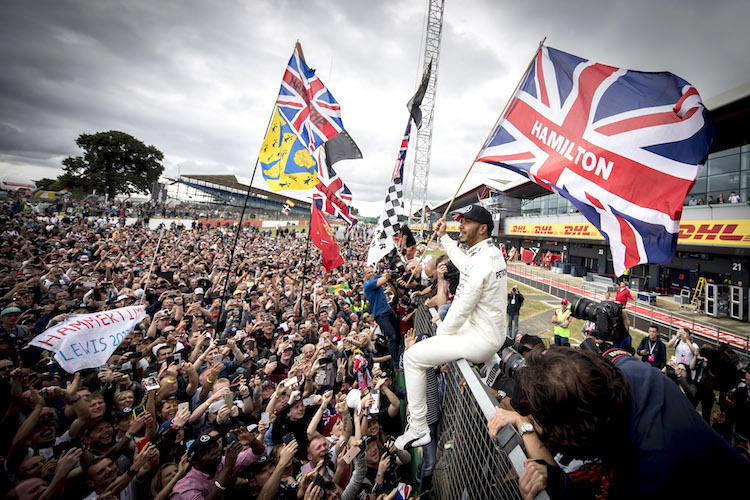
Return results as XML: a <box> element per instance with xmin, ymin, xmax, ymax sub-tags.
<box><xmin>343</xmin><ymin>445</ymin><xmax>361</xmax><ymax>464</ymax></box>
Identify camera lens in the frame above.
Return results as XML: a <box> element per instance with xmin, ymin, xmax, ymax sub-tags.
<box><xmin>500</xmin><ymin>347</ymin><xmax>526</xmax><ymax>381</ymax></box>
<box><xmin>571</xmin><ymin>297</ymin><xmax>598</xmax><ymax>322</ymax></box>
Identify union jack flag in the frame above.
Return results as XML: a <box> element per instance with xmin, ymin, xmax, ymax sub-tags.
<box><xmin>313</xmin><ymin>149</ymin><xmax>357</xmax><ymax>226</ymax></box>
<box><xmin>276</xmin><ymin>45</ymin><xmax>343</xmax><ymax>153</ymax></box>
<box><xmin>478</xmin><ymin>45</ymin><xmax>713</xmax><ymax>276</ymax></box>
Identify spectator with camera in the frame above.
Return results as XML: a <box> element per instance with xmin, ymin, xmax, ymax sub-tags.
<box><xmin>487</xmin><ymin>344</ymin><xmax>750</xmax><ymax>498</ymax></box>
<box><xmin>666</xmin><ymin>327</ymin><xmax>698</xmax><ymax>369</ymax></box>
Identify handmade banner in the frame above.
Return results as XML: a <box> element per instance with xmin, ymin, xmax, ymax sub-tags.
<box><xmin>29</xmin><ymin>306</ymin><xmax>147</xmax><ymax>373</ymax></box>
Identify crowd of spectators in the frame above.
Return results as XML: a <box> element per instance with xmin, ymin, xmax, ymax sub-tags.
<box><xmin>0</xmin><ymin>194</ymin><xmax>442</xmax><ymax>500</ymax></box>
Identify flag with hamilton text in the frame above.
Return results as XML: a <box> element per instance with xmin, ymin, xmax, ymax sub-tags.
<box><xmin>477</xmin><ymin>45</ymin><xmax>713</xmax><ymax>276</ymax></box>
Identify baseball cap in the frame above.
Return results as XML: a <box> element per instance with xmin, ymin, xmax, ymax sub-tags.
<box><xmin>1</xmin><ymin>306</ymin><xmax>21</xmax><ymax>317</ymax></box>
<box><xmin>187</xmin><ymin>433</ymin><xmax>220</xmax><ymax>462</ymax></box>
<box><xmin>194</xmin><ymin>287</ymin><xmax>204</xmax><ymax>295</ymax></box>
<box><xmin>452</xmin><ymin>204</ymin><xmax>494</xmax><ymax>233</ymax></box>
<box><xmin>561</xmin><ymin>299</ymin><xmax>569</xmax><ymax>305</ymax></box>
<box><xmin>113</xmin><ymin>407</ymin><xmax>133</xmax><ymax>423</ymax></box>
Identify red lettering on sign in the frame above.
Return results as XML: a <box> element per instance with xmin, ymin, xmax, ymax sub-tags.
<box><xmin>719</xmin><ymin>224</ymin><xmax>742</xmax><ymax>241</ymax></box>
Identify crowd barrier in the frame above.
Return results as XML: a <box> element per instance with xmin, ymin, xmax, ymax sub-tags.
<box><xmin>412</xmin><ymin>305</ymin><xmax>549</xmax><ymax>500</ymax></box>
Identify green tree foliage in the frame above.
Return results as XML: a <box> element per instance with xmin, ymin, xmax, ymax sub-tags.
<box><xmin>62</xmin><ymin>131</ymin><xmax>164</xmax><ymax>198</ymax></box>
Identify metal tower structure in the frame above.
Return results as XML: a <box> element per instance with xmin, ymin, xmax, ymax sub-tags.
<box><xmin>408</xmin><ymin>0</ymin><xmax>445</xmax><ymax>237</ymax></box>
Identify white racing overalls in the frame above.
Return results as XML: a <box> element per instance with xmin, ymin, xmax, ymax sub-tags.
<box><xmin>404</xmin><ymin>234</ymin><xmax>508</xmax><ymax>428</ymax></box>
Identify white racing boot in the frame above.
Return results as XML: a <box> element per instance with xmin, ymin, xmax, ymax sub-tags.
<box><xmin>394</xmin><ymin>419</ymin><xmax>431</xmax><ymax>450</ymax></box>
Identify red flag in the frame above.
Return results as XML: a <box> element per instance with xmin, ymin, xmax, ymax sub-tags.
<box><xmin>310</xmin><ymin>204</ymin><xmax>344</xmax><ymax>273</ymax></box>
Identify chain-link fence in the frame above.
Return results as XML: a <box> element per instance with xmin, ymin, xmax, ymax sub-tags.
<box><xmin>412</xmin><ymin>305</ymin><xmax>549</xmax><ymax>500</ymax></box>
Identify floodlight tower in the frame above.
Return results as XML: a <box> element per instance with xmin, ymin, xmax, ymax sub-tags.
<box><xmin>408</xmin><ymin>0</ymin><xmax>445</xmax><ymax>238</ymax></box>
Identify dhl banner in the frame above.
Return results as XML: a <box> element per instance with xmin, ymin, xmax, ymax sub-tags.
<box><xmin>507</xmin><ymin>223</ymin><xmax>603</xmax><ymax>239</ymax></box>
<box><xmin>507</xmin><ymin>220</ymin><xmax>750</xmax><ymax>247</ymax></box>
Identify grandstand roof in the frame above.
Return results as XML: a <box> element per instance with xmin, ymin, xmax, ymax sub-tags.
<box><xmin>181</xmin><ymin>175</ymin><xmax>311</xmax><ymax>207</ymax></box>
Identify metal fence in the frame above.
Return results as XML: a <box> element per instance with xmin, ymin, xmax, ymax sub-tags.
<box><xmin>507</xmin><ymin>262</ymin><xmax>750</xmax><ymax>358</ymax></box>
<box><xmin>412</xmin><ymin>305</ymin><xmax>549</xmax><ymax>500</ymax></box>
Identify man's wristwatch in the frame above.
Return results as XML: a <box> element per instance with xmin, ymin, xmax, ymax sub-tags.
<box><xmin>518</xmin><ymin>421</ymin><xmax>535</xmax><ymax>436</ymax></box>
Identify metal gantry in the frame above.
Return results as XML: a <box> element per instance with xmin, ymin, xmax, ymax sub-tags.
<box><xmin>408</xmin><ymin>0</ymin><xmax>445</xmax><ymax>238</ymax></box>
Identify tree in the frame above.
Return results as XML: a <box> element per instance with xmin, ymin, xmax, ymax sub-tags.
<box><xmin>62</xmin><ymin>131</ymin><xmax>164</xmax><ymax>198</ymax></box>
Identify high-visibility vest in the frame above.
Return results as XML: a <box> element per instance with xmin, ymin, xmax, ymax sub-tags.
<box><xmin>553</xmin><ymin>308</ymin><xmax>571</xmax><ymax>338</ymax></box>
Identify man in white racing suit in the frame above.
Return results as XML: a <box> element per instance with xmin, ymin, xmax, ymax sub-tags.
<box><xmin>395</xmin><ymin>204</ymin><xmax>507</xmax><ymax>450</ymax></box>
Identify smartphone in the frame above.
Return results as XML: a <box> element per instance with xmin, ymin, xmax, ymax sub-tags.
<box><xmin>319</xmin><ymin>357</ymin><xmax>332</xmax><ymax>365</ymax></box>
<box><xmin>284</xmin><ymin>376</ymin><xmax>299</xmax><ymax>388</ymax></box>
<box><xmin>224</xmin><ymin>393</ymin><xmax>234</xmax><ymax>408</ymax></box>
<box><xmin>343</xmin><ymin>445</ymin><xmax>361</xmax><ymax>464</ymax></box>
<box><xmin>143</xmin><ymin>377</ymin><xmax>160</xmax><ymax>391</ymax></box>
<box><xmin>246</xmin><ymin>423</ymin><xmax>258</xmax><ymax>434</ymax></box>
<box><xmin>316</xmin><ymin>369</ymin><xmax>326</xmax><ymax>386</ymax></box>
<box><xmin>303</xmin><ymin>396</ymin><xmax>315</xmax><ymax>407</ymax></box>
<box><xmin>212</xmin><ymin>354</ymin><xmax>223</xmax><ymax>365</ymax></box>
<box><xmin>128</xmin><ymin>351</ymin><xmax>143</xmax><ymax>361</ymax></box>
<box><xmin>178</xmin><ymin>402</ymin><xmax>190</xmax><ymax>413</ymax></box>
<box><xmin>83</xmin><ymin>281</ymin><xmax>96</xmax><ymax>288</ymax></box>
<box><xmin>369</xmin><ymin>389</ymin><xmax>380</xmax><ymax>414</ymax></box>
<box><xmin>282</xmin><ymin>432</ymin><xmax>296</xmax><ymax>445</ymax></box>
<box><xmin>132</xmin><ymin>405</ymin><xmax>147</xmax><ymax>418</ymax></box>
<box><xmin>247</xmin><ymin>339</ymin><xmax>256</xmax><ymax>350</ymax></box>
<box><xmin>216</xmin><ymin>339</ymin><xmax>228</xmax><ymax>346</ymax></box>
<box><xmin>269</xmin><ymin>355</ymin><xmax>277</xmax><ymax>363</ymax></box>
<box><xmin>166</xmin><ymin>356</ymin><xmax>175</xmax><ymax>365</ymax></box>
<box><xmin>63</xmin><ymin>300</ymin><xmax>77</xmax><ymax>306</ymax></box>
<box><xmin>261</xmin><ymin>412</ymin><xmax>270</xmax><ymax>426</ymax></box>
<box><xmin>173</xmin><ymin>352</ymin><xmax>181</xmax><ymax>363</ymax></box>
<box><xmin>168</xmin><ymin>291</ymin><xmax>177</xmax><ymax>296</ymax></box>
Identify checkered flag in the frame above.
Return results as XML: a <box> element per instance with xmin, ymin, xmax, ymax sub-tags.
<box><xmin>367</xmin><ymin>119</ymin><xmax>412</xmax><ymax>266</ymax></box>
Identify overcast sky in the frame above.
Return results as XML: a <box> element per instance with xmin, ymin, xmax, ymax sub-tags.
<box><xmin>1</xmin><ymin>0</ymin><xmax>749</xmax><ymax>216</ymax></box>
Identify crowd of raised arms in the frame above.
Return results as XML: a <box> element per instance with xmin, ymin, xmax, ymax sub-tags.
<box><xmin>2</xmin><ymin>191</ymin><xmax>750</xmax><ymax>500</ymax></box>
<box><xmin>0</xmin><ymin>192</ymin><xmax>448</xmax><ymax>500</ymax></box>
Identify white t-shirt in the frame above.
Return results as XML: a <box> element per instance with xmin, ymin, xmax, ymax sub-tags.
<box><xmin>674</xmin><ymin>339</ymin><xmax>698</xmax><ymax>366</ymax></box>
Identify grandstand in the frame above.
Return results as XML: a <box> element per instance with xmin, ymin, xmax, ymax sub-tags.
<box><xmin>168</xmin><ymin>174</ymin><xmax>311</xmax><ymax>219</ymax></box>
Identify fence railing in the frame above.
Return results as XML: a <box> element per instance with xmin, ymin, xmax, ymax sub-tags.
<box><xmin>412</xmin><ymin>305</ymin><xmax>549</xmax><ymax>500</ymax></box>
<box><xmin>507</xmin><ymin>262</ymin><xmax>750</xmax><ymax>357</ymax></box>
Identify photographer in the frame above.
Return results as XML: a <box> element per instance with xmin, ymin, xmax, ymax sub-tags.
<box><xmin>362</xmin><ymin>266</ymin><xmax>400</xmax><ymax>371</ymax></box>
<box><xmin>507</xmin><ymin>285</ymin><xmax>524</xmax><ymax>339</ymax></box>
<box><xmin>487</xmin><ymin>345</ymin><xmax>750</xmax><ymax>499</ymax></box>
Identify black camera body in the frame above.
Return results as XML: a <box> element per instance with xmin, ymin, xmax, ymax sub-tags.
<box><xmin>571</xmin><ymin>298</ymin><xmax>628</xmax><ymax>343</ymax></box>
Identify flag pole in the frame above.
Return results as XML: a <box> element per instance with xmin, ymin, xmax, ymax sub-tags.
<box><xmin>216</xmin><ymin>42</ymin><xmax>302</xmax><ymax>324</ymax></box>
<box><xmin>139</xmin><ymin>227</ymin><xmax>164</xmax><ymax>306</ymax></box>
<box><xmin>406</xmin><ymin>37</ymin><xmax>546</xmax><ymax>285</ymax></box>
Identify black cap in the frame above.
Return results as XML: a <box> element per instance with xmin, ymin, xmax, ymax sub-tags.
<box><xmin>452</xmin><ymin>204</ymin><xmax>494</xmax><ymax>234</ymax></box>
<box><xmin>187</xmin><ymin>433</ymin><xmax>220</xmax><ymax>462</ymax></box>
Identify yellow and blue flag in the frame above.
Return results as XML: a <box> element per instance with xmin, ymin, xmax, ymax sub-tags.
<box><xmin>259</xmin><ymin>107</ymin><xmax>319</xmax><ymax>191</ymax></box>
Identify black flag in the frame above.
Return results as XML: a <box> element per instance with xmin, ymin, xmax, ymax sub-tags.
<box><xmin>406</xmin><ymin>59</ymin><xmax>432</xmax><ymax>129</ymax></box>
<box><xmin>324</xmin><ymin>128</ymin><xmax>362</xmax><ymax>170</ymax></box>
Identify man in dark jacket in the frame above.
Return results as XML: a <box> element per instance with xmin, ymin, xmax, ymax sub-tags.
<box><xmin>506</xmin><ymin>285</ymin><xmax>524</xmax><ymax>339</ymax></box>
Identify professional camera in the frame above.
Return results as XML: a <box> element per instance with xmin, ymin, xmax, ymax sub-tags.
<box><xmin>399</xmin><ymin>293</ymin><xmax>423</xmax><ymax>316</ymax></box>
<box><xmin>441</xmin><ymin>260</ymin><xmax>461</xmax><ymax>296</ymax></box>
<box><xmin>571</xmin><ymin>297</ymin><xmax>628</xmax><ymax>343</ymax></box>
<box><xmin>694</xmin><ymin>343</ymin><xmax>743</xmax><ymax>394</ymax></box>
<box><xmin>485</xmin><ymin>337</ymin><xmax>528</xmax><ymax>387</ymax></box>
